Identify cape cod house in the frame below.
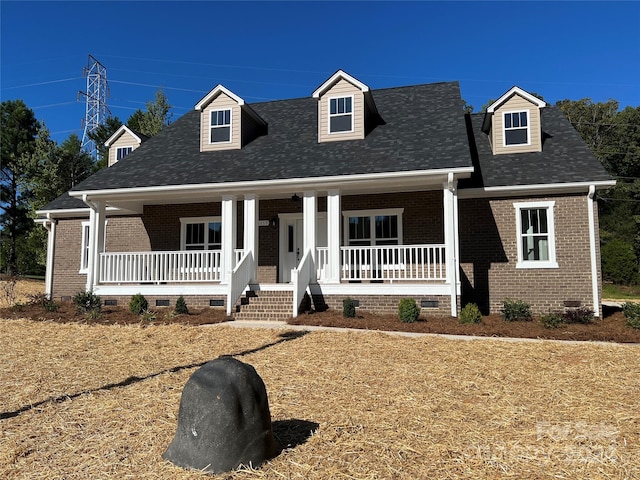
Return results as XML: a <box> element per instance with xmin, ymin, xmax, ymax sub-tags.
<box><xmin>37</xmin><ymin>70</ymin><xmax>614</xmax><ymax>319</ymax></box>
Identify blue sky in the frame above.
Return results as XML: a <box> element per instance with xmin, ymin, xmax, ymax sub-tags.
<box><xmin>2</xmin><ymin>1</ymin><xmax>639</xmax><ymax>145</ymax></box>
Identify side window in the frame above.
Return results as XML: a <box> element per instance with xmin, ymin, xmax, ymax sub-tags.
<box><xmin>514</xmin><ymin>201</ymin><xmax>558</xmax><ymax>269</ymax></box>
<box><xmin>80</xmin><ymin>221</ymin><xmax>90</xmax><ymax>273</ymax></box>
<box><xmin>329</xmin><ymin>96</ymin><xmax>353</xmax><ymax>133</ymax></box>
<box><xmin>210</xmin><ymin>109</ymin><xmax>231</xmax><ymax>143</ymax></box>
<box><xmin>504</xmin><ymin>111</ymin><xmax>529</xmax><ymax>145</ymax></box>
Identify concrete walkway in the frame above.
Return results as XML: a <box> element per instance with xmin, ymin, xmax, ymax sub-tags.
<box><xmin>210</xmin><ymin>319</ymin><xmax>636</xmax><ymax>346</ymax></box>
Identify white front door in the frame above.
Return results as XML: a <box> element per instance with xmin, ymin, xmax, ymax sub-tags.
<box><xmin>279</xmin><ymin>214</ymin><xmax>327</xmax><ymax>283</ymax></box>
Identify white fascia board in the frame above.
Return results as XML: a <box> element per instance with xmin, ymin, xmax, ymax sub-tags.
<box><xmin>458</xmin><ymin>180</ymin><xmax>616</xmax><ymax>199</ymax></box>
<box><xmin>194</xmin><ymin>84</ymin><xmax>245</xmax><ymax>110</ymax></box>
<box><xmin>487</xmin><ymin>86</ymin><xmax>547</xmax><ymax>113</ymax></box>
<box><xmin>35</xmin><ymin>206</ymin><xmax>139</xmax><ymax>219</ymax></box>
<box><xmin>312</xmin><ymin>69</ymin><xmax>370</xmax><ymax>98</ymax></box>
<box><xmin>69</xmin><ymin>167</ymin><xmax>474</xmax><ymax>202</ymax></box>
<box><xmin>105</xmin><ymin>125</ymin><xmax>142</xmax><ymax>147</ymax></box>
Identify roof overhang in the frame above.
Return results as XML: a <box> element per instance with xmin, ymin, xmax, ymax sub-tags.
<box><xmin>105</xmin><ymin>125</ymin><xmax>143</xmax><ymax>147</ymax></box>
<box><xmin>458</xmin><ymin>180</ymin><xmax>616</xmax><ymax>199</ymax></box>
<box><xmin>312</xmin><ymin>69</ymin><xmax>370</xmax><ymax>98</ymax></box>
<box><xmin>69</xmin><ymin>167</ymin><xmax>474</xmax><ymax>211</ymax></box>
<box><xmin>487</xmin><ymin>86</ymin><xmax>547</xmax><ymax>113</ymax></box>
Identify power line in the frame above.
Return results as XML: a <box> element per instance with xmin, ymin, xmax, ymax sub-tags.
<box><xmin>1</xmin><ymin>77</ymin><xmax>82</xmax><ymax>91</ymax></box>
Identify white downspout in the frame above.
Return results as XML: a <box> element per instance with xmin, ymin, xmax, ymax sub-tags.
<box><xmin>587</xmin><ymin>185</ymin><xmax>600</xmax><ymax>317</ymax></box>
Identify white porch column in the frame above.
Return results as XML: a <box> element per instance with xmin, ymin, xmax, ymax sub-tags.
<box><xmin>43</xmin><ymin>217</ymin><xmax>57</xmax><ymax>299</ymax></box>
<box><xmin>243</xmin><ymin>194</ymin><xmax>259</xmax><ymax>283</ymax></box>
<box><xmin>303</xmin><ymin>191</ymin><xmax>317</xmax><ymax>280</ymax></box>
<box><xmin>443</xmin><ymin>173</ymin><xmax>459</xmax><ymax>317</ymax></box>
<box><xmin>221</xmin><ymin>195</ymin><xmax>237</xmax><ymax>284</ymax></box>
<box><xmin>326</xmin><ymin>189</ymin><xmax>341</xmax><ymax>283</ymax></box>
<box><xmin>85</xmin><ymin>199</ymin><xmax>106</xmax><ymax>291</ymax></box>
<box><xmin>588</xmin><ymin>185</ymin><xmax>600</xmax><ymax>317</ymax></box>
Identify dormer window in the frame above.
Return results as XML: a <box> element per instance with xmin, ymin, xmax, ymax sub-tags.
<box><xmin>116</xmin><ymin>146</ymin><xmax>133</xmax><ymax>161</ymax></box>
<box><xmin>210</xmin><ymin>109</ymin><xmax>231</xmax><ymax>143</ymax></box>
<box><xmin>329</xmin><ymin>96</ymin><xmax>353</xmax><ymax>133</ymax></box>
<box><xmin>504</xmin><ymin>111</ymin><xmax>529</xmax><ymax>146</ymax></box>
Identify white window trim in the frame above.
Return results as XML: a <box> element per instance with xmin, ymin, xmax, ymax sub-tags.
<box><xmin>115</xmin><ymin>145</ymin><xmax>133</xmax><ymax>161</ymax></box>
<box><xmin>79</xmin><ymin>220</ymin><xmax>107</xmax><ymax>274</ymax></box>
<box><xmin>328</xmin><ymin>95</ymin><xmax>354</xmax><ymax>134</ymax></box>
<box><xmin>514</xmin><ymin>201</ymin><xmax>558</xmax><ymax>269</ymax></box>
<box><xmin>342</xmin><ymin>208</ymin><xmax>404</xmax><ymax>245</ymax></box>
<box><xmin>503</xmin><ymin>109</ymin><xmax>531</xmax><ymax>147</ymax></box>
<box><xmin>209</xmin><ymin>109</ymin><xmax>232</xmax><ymax>144</ymax></box>
<box><xmin>180</xmin><ymin>216</ymin><xmax>222</xmax><ymax>250</ymax></box>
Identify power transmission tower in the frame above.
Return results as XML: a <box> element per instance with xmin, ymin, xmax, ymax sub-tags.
<box><xmin>79</xmin><ymin>54</ymin><xmax>110</xmax><ymax>159</ymax></box>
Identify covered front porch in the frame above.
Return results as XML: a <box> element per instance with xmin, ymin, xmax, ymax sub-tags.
<box><xmin>76</xmin><ymin>172</ymin><xmax>464</xmax><ymax>317</ymax></box>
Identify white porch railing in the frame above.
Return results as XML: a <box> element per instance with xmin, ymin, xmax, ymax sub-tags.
<box><xmin>316</xmin><ymin>244</ymin><xmax>446</xmax><ymax>282</ymax></box>
<box><xmin>234</xmin><ymin>249</ymin><xmax>245</xmax><ymax>265</ymax></box>
<box><xmin>227</xmin><ymin>251</ymin><xmax>254</xmax><ymax>315</ymax></box>
<box><xmin>292</xmin><ymin>249</ymin><xmax>314</xmax><ymax>318</ymax></box>
<box><xmin>99</xmin><ymin>251</ymin><xmax>222</xmax><ymax>283</ymax></box>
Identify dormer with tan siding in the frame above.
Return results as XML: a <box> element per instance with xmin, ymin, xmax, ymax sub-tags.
<box><xmin>312</xmin><ymin>70</ymin><xmax>380</xmax><ymax>143</ymax></box>
<box><xmin>194</xmin><ymin>85</ymin><xmax>267</xmax><ymax>152</ymax></box>
<box><xmin>482</xmin><ymin>86</ymin><xmax>546</xmax><ymax>155</ymax></box>
<box><xmin>105</xmin><ymin>125</ymin><xmax>147</xmax><ymax>167</ymax></box>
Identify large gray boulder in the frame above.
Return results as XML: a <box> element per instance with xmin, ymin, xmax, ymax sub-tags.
<box><xmin>163</xmin><ymin>356</ymin><xmax>277</xmax><ymax>474</ymax></box>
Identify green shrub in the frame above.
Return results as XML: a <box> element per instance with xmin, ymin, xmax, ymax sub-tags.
<box><xmin>602</xmin><ymin>239</ymin><xmax>639</xmax><ymax>285</ymax></box>
<box><xmin>398</xmin><ymin>298</ymin><xmax>420</xmax><ymax>323</ymax></box>
<box><xmin>27</xmin><ymin>293</ymin><xmax>59</xmax><ymax>312</ymax></box>
<box><xmin>563</xmin><ymin>307</ymin><xmax>594</xmax><ymax>325</ymax></box>
<box><xmin>86</xmin><ymin>309</ymin><xmax>102</xmax><ymax>321</ymax></box>
<box><xmin>140</xmin><ymin>309</ymin><xmax>157</xmax><ymax>322</ymax></box>
<box><xmin>129</xmin><ymin>293</ymin><xmax>148</xmax><ymax>315</ymax></box>
<box><xmin>501</xmin><ymin>298</ymin><xmax>532</xmax><ymax>322</ymax></box>
<box><xmin>343</xmin><ymin>297</ymin><xmax>356</xmax><ymax>318</ymax></box>
<box><xmin>459</xmin><ymin>303</ymin><xmax>482</xmax><ymax>324</ymax></box>
<box><xmin>540</xmin><ymin>311</ymin><xmax>565</xmax><ymax>329</ymax></box>
<box><xmin>74</xmin><ymin>290</ymin><xmax>102</xmax><ymax>313</ymax></box>
<box><xmin>623</xmin><ymin>302</ymin><xmax>640</xmax><ymax>329</ymax></box>
<box><xmin>174</xmin><ymin>296</ymin><xmax>189</xmax><ymax>315</ymax></box>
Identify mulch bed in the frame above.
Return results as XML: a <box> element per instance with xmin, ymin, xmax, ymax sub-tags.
<box><xmin>288</xmin><ymin>306</ymin><xmax>640</xmax><ymax>343</ymax></box>
<box><xmin>2</xmin><ymin>300</ymin><xmax>638</xmax><ymax>343</ymax></box>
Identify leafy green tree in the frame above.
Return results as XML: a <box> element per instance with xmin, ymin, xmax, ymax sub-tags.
<box><xmin>557</xmin><ymin>98</ymin><xmax>640</xmax><ymax>282</ymax></box>
<box><xmin>556</xmin><ymin>98</ymin><xmax>619</xmax><ymax>170</ymax></box>
<box><xmin>127</xmin><ymin>89</ymin><xmax>172</xmax><ymax>137</ymax></box>
<box><xmin>1</xmin><ymin>99</ymin><xmax>40</xmax><ymax>275</ymax></box>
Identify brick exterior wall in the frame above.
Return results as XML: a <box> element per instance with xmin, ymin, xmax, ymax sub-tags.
<box><xmin>52</xmin><ymin>217</ymin><xmax>89</xmax><ymax>298</ymax></box>
<box><xmin>459</xmin><ymin>193</ymin><xmax>600</xmax><ymax>315</ymax></box>
<box><xmin>49</xmin><ymin>190</ymin><xmax>600</xmax><ymax>317</ymax></box>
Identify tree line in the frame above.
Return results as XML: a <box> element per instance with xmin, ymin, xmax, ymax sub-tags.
<box><xmin>0</xmin><ymin>90</ymin><xmax>171</xmax><ymax>275</ymax></box>
<box><xmin>1</xmin><ymin>91</ymin><xmax>638</xmax><ymax>284</ymax></box>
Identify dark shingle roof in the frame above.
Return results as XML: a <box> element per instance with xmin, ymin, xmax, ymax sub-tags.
<box><xmin>461</xmin><ymin>106</ymin><xmax>612</xmax><ymax>189</ymax></box>
<box><xmin>40</xmin><ymin>191</ymin><xmax>87</xmax><ymax>211</ymax></box>
<box><xmin>68</xmin><ymin>82</ymin><xmax>471</xmax><ymax>192</ymax></box>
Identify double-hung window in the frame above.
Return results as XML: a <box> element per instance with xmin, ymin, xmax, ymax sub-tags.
<box><xmin>210</xmin><ymin>109</ymin><xmax>231</xmax><ymax>143</ymax></box>
<box><xmin>329</xmin><ymin>96</ymin><xmax>353</xmax><ymax>133</ymax></box>
<box><xmin>116</xmin><ymin>146</ymin><xmax>133</xmax><ymax>161</ymax></box>
<box><xmin>504</xmin><ymin>110</ymin><xmax>529</xmax><ymax>145</ymax></box>
<box><xmin>344</xmin><ymin>210</ymin><xmax>402</xmax><ymax>246</ymax></box>
<box><xmin>514</xmin><ymin>201</ymin><xmax>558</xmax><ymax>269</ymax></box>
<box><xmin>180</xmin><ymin>217</ymin><xmax>222</xmax><ymax>250</ymax></box>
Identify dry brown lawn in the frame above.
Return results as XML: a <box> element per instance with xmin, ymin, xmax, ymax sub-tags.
<box><xmin>1</xmin><ymin>318</ymin><xmax>638</xmax><ymax>479</ymax></box>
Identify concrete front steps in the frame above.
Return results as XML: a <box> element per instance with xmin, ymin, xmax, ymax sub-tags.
<box><xmin>232</xmin><ymin>289</ymin><xmax>294</xmax><ymax>322</ymax></box>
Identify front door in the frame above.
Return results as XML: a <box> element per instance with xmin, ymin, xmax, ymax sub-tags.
<box><xmin>279</xmin><ymin>214</ymin><xmax>327</xmax><ymax>283</ymax></box>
